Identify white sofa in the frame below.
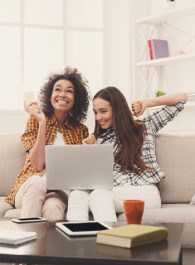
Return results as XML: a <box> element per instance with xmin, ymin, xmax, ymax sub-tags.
<box><xmin>0</xmin><ymin>132</ymin><xmax>195</xmax><ymax>247</ymax></box>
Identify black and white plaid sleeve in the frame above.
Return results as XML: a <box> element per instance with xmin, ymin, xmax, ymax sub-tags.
<box><xmin>143</xmin><ymin>101</ymin><xmax>186</xmax><ymax>134</ymax></box>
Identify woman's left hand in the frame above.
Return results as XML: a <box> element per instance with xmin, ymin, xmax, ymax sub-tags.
<box><xmin>82</xmin><ymin>134</ymin><xmax>97</xmax><ymax>144</ymax></box>
<box><xmin>24</xmin><ymin>101</ymin><xmax>46</xmax><ymax>123</ymax></box>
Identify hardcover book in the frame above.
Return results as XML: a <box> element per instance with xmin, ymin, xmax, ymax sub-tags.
<box><xmin>0</xmin><ymin>228</ymin><xmax>37</xmax><ymax>245</ymax></box>
<box><xmin>148</xmin><ymin>39</ymin><xmax>170</xmax><ymax>60</ymax></box>
<box><xmin>96</xmin><ymin>224</ymin><xmax>168</xmax><ymax>248</ymax></box>
<box><xmin>147</xmin><ymin>39</ymin><xmax>153</xmax><ymax>60</ymax></box>
<box><xmin>152</xmin><ymin>39</ymin><xmax>169</xmax><ymax>59</ymax></box>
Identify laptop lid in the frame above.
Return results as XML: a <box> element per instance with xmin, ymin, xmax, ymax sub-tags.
<box><xmin>45</xmin><ymin>144</ymin><xmax>113</xmax><ymax>190</ymax></box>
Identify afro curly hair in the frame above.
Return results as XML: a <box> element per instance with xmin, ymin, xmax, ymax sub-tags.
<box><xmin>39</xmin><ymin>67</ymin><xmax>90</xmax><ymax>126</ymax></box>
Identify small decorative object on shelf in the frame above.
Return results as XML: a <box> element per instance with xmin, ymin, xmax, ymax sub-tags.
<box><xmin>176</xmin><ymin>50</ymin><xmax>185</xmax><ymax>56</ymax></box>
<box><xmin>155</xmin><ymin>89</ymin><xmax>166</xmax><ymax>97</ymax></box>
<box><xmin>167</xmin><ymin>0</ymin><xmax>176</xmax><ymax>2</ymax></box>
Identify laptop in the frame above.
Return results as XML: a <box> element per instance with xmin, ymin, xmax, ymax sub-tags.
<box><xmin>45</xmin><ymin>144</ymin><xmax>113</xmax><ymax>190</ymax></box>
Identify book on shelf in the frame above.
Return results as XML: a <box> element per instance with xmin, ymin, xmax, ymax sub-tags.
<box><xmin>148</xmin><ymin>39</ymin><xmax>153</xmax><ymax>60</ymax></box>
<box><xmin>0</xmin><ymin>228</ymin><xmax>37</xmax><ymax>245</ymax></box>
<box><xmin>148</xmin><ymin>39</ymin><xmax>170</xmax><ymax>60</ymax></box>
<box><xmin>96</xmin><ymin>224</ymin><xmax>168</xmax><ymax>248</ymax></box>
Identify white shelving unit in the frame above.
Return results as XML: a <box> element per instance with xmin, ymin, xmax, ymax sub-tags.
<box><xmin>136</xmin><ymin>53</ymin><xmax>195</xmax><ymax>68</ymax></box>
<box><xmin>136</xmin><ymin>5</ymin><xmax>195</xmax><ymax>25</ymax></box>
<box><xmin>134</xmin><ymin>5</ymin><xmax>195</xmax><ymax>103</ymax></box>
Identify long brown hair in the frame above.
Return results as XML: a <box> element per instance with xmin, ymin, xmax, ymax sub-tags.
<box><xmin>93</xmin><ymin>87</ymin><xmax>148</xmax><ymax>174</ymax></box>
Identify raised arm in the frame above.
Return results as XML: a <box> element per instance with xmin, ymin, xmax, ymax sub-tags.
<box><xmin>132</xmin><ymin>93</ymin><xmax>187</xmax><ymax>117</ymax></box>
<box><xmin>29</xmin><ymin>120</ymin><xmax>46</xmax><ymax>171</ymax></box>
<box><xmin>25</xmin><ymin>101</ymin><xmax>47</xmax><ymax>171</ymax></box>
<box><xmin>143</xmin><ymin>93</ymin><xmax>187</xmax><ymax>108</ymax></box>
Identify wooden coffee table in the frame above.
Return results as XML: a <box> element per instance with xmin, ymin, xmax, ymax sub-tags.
<box><xmin>0</xmin><ymin>220</ymin><xmax>183</xmax><ymax>265</ymax></box>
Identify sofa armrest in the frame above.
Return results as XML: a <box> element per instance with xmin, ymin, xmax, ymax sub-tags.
<box><xmin>0</xmin><ymin>197</ymin><xmax>13</xmax><ymax>217</ymax></box>
<box><xmin>0</xmin><ymin>133</ymin><xmax>25</xmax><ymax>196</ymax></box>
<box><xmin>156</xmin><ymin>133</ymin><xmax>195</xmax><ymax>203</ymax></box>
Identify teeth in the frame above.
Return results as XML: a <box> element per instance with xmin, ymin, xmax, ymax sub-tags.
<box><xmin>57</xmin><ymin>100</ymin><xmax>67</xmax><ymax>103</ymax></box>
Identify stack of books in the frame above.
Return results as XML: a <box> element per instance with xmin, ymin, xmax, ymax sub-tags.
<box><xmin>96</xmin><ymin>224</ymin><xmax>168</xmax><ymax>248</ymax></box>
<box><xmin>0</xmin><ymin>228</ymin><xmax>37</xmax><ymax>245</ymax></box>
<box><xmin>148</xmin><ymin>39</ymin><xmax>170</xmax><ymax>60</ymax></box>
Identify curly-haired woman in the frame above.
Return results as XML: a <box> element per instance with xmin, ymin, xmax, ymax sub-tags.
<box><xmin>5</xmin><ymin>67</ymin><xmax>90</xmax><ymax>221</ymax></box>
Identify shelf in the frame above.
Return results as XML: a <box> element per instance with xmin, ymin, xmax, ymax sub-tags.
<box><xmin>136</xmin><ymin>5</ymin><xmax>195</xmax><ymax>24</ymax></box>
<box><xmin>134</xmin><ymin>5</ymin><xmax>195</xmax><ymax>104</ymax></box>
<box><xmin>136</xmin><ymin>53</ymin><xmax>195</xmax><ymax>68</ymax></box>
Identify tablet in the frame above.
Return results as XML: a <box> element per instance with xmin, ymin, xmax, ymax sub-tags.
<box><xmin>56</xmin><ymin>221</ymin><xmax>112</xmax><ymax>236</ymax></box>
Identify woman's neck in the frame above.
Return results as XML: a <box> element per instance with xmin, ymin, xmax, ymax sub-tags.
<box><xmin>54</xmin><ymin>111</ymin><xmax>68</xmax><ymax>127</ymax></box>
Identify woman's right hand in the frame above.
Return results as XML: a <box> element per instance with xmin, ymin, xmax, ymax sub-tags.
<box><xmin>82</xmin><ymin>134</ymin><xmax>97</xmax><ymax>144</ymax></box>
<box><xmin>132</xmin><ymin>100</ymin><xmax>147</xmax><ymax>117</ymax></box>
<box><xmin>24</xmin><ymin>101</ymin><xmax>46</xmax><ymax>123</ymax></box>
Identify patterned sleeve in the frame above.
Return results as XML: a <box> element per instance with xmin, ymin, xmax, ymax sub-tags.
<box><xmin>75</xmin><ymin>123</ymin><xmax>89</xmax><ymax>143</ymax></box>
<box><xmin>21</xmin><ymin>116</ymin><xmax>39</xmax><ymax>152</ymax></box>
<box><xmin>81</xmin><ymin>124</ymin><xmax>89</xmax><ymax>140</ymax></box>
<box><xmin>143</xmin><ymin>101</ymin><xmax>186</xmax><ymax>134</ymax></box>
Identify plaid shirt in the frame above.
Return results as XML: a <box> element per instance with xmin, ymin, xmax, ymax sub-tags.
<box><xmin>6</xmin><ymin>115</ymin><xmax>88</xmax><ymax>206</ymax></box>
<box><xmin>97</xmin><ymin>101</ymin><xmax>186</xmax><ymax>187</ymax></box>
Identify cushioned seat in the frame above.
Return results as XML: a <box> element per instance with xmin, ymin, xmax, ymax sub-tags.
<box><xmin>0</xmin><ymin>132</ymin><xmax>195</xmax><ymax>248</ymax></box>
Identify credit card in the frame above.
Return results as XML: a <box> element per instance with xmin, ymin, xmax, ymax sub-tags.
<box><xmin>24</xmin><ymin>92</ymin><xmax>35</xmax><ymax>105</ymax></box>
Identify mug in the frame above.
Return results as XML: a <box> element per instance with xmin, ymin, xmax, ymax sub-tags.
<box><xmin>123</xmin><ymin>200</ymin><xmax>144</xmax><ymax>224</ymax></box>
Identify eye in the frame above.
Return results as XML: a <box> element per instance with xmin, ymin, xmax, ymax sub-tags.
<box><xmin>54</xmin><ymin>87</ymin><xmax>60</xmax><ymax>92</ymax></box>
<box><xmin>67</xmin><ymin>89</ymin><xmax>74</xmax><ymax>94</ymax></box>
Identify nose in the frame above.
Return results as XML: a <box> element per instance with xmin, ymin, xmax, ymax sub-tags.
<box><xmin>96</xmin><ymin>113</ymin><xmax>102</xmax><ymax>122</ymax></box>
<box><xmin>59</xmin><ymin>91</ymin><xmax>66</xmax><ymax>98</ymax></box>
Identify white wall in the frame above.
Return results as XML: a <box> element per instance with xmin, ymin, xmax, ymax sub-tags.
<box><xmin>86</xmin><ymin>0</ymin><xmax>135</xmax><ymax>132</ymax></box>
<box><xmin>0</xmin><ymin>110</ymin><xmax>27</xmax><ymax>133</ymax></box>
<box><xmin>0</xmin><ymin>0</ymin><xmax>194</xmax><ymax>134</ymax></box>
<box><xmin>1</xmin><ymin>0</ymin><xmax>137</xmax><ymax>134</ymax></box>
<box><xmin>148</xmin><ymin>0</ymin><xmax>195</xmax><ymax>13</ymax></box>
<box><xmin>103</xmin><ymin>0</ymin><xmax>132</xmax><ymax>100</ymax></box>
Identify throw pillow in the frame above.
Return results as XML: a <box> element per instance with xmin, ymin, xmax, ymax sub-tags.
<box><xmin>190</xmin><ymin>194</ymin><xmax>195</xmax><ymax>205</ymax></box>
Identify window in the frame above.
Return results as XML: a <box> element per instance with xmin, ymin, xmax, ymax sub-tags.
<box><xmin>0</xmin><ymin>0</ymin><xmax>103</xmax><ymax>110</ymax></box>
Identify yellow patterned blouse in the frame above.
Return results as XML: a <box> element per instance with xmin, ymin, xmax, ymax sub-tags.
<box><xmin>5</xmin><ymin>115</ymin><xmax>89</xmax><ymax>206</ymax></box>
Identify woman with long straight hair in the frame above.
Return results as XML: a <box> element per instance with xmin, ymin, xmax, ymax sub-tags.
<box><xmin>67</xmin><ymin>87</ymin><xmax>187</xmax><ymax>221</ymax></box>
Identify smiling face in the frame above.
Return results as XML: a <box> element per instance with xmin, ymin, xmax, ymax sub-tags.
<box><xmin>93</xmin><ymin>97</ymin><xmax>113</xmax><ymax>129</ymax></box>
<box><xmin>51</xmin><ymin>79</ymin><xmax>75</xmax><ymax>116</ymax></box>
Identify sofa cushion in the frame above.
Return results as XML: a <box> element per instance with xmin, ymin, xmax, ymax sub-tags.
<box><xmin>4</xmin><ymin>208</ymin><xmax>21</xmax><ymax>218</ymax></box>
<box><xmin>118</xmin><ymin>204</ymin><xmax>195</xmax><ymax>224</ymax></box>
<box><xmin>0</xmin><ymin>133</ymin><xmax>25</xmax><ymax>196</ymax></box>
<box><xmin>190</xmin><ymin>194</ymin><xmax>195</xmax><ymax>205</ymax></box>
<box><xmin>0</xmin><ymin>197</ymin><xmax>13</xmax><ymax>217</ymax></box>
<box><xmin>156</xmin><ymin>133</ymin><xmax>195</xmax><ymax>203</ymax></box>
